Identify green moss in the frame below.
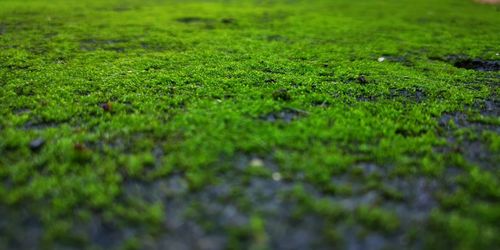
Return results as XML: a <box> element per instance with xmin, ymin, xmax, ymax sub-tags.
<box><xmin>0</xmin><ymin>0</ymin><xmax>499</xmax><ymax>249</ymax></box>
<box><xmin>428</xmin><ymin>211</ymin><xmax>500</xmax><ymax>250</ymax></box>
<box><xmin>356</xmin><ymin>205</ymin><xmax>400</xmax><ymax>232</ymax></box>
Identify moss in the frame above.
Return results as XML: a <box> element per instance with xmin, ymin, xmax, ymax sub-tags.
<box><xmin>312</xmin><ymin>199</ymin><xmax>346</xmax><ymax>222</ymax></box>
<box><xmin>249</xmin><ymin>214</ymin><xmax>268</xmax><ymax>250</ymax></box>
<box><xmin>0</xmin><ymin>0</ymin><xmax>499</xmax><ymax>249</ymax></box>
<box><xmin>356</xmin><ymin>205</ymin><xmax>400</xmax><ymax>233</ymax></box>
<box><xmin>428</xmin><ymin>211</ymin><xmax>500</xmax><ymax>250</ymax></box>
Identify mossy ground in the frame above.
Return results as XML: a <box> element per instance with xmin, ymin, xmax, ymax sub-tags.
<box><xmin>0</xmin><ymin>0</ymin><xmax>499</xmax><ymax>249</ymax></box>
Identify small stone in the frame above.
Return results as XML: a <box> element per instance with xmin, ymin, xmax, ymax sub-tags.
<box><xmin>453</xmin><ymin>58</ymin><xmax>500</xmax><ymax>71</ymax></box>
<box><xmin>29</xmin><ymin>138</ymin><xmax>45</xmax><ymax>151</ymax></box>
<box><xmin>249</xmin><ymin>158</ymin><xmax>264</xmax><ymax>168</ymax></box>
<box><xmin>272</xmin><ymin>172</ymin><xmax>282</xmax><ymax>181</ymax></box>
<box><xmin>378</xmin><ymin>57</ymin><xmax>385</xmax><ymax>62</ymax></box>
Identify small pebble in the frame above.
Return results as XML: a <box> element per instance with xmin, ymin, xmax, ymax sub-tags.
<box><xmin>272</xmin><ymin>172</ymin><xmax>282</xmax><ymax>181</ymax></box>
<box><xmin>249</xmin><ymin>158</ymin><xmax>264</xmax><ymax>168</ymax></box>
<box><xmin>29</xmin><ymin>138</ymin><xmax>45</xmax><ymax>151</ymax></box>
<box><xmin>377</xmin><ymin>57</ymin><xmax>385</xmax><ymax>62</ymax></box>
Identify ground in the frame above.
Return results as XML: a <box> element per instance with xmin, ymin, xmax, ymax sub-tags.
<box><xmin>0</xmin><ymin>0</ymin><xmax>499</xmax><ymax>249</ymax></box>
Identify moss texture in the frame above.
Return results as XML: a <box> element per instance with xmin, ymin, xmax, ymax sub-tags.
<box><xmin>0</xmin><ymin>0</ymin><xmax>499</xmax><ymax>249</ymax></box>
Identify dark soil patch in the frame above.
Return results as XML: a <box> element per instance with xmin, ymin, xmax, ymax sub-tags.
<box><xmin>436</xmin><ymin>97</ymin><xmax>500</xmax><ymax>171</ymax></box>
<box><xmin>0</xmin><ymin>153</ymin><xmax>463</xmax><ymax>250</ymax></box>
<box><xmin>454</xmin><ymin>59</ymin><xmax>500</xmax><ymax>71</ymax></box>
<box><xmin>431</xmin><ymin>55</ymin><xmax>500</xmax><ymax>71</ymax></box>
<box><xmin>329</xmin><ymin>162</ymin><xmax>453</xmax><ymax>249</ymax></box>
<box><xmin>86</xmin><ymin>215</ymin><xmax>125</xmax><ymax>249</ymax></box>
<box><xmin>438</xmin><ymin>111</ymin><xmax>500</xmax><ymax>134</ymax></box>
<box><xmin>332</xmin><ymin>163</ymin><xmax>440</xmax><ymax>218</ymax></box>
<box><xmin>116</xmin><ymin>154</ymin><xmax>331</xmax><ymax>250</ymax></box>
<box><xmin>477</xmin><ymin>99</ymin><xmax>500</xmax><ymax>116</ymax></box>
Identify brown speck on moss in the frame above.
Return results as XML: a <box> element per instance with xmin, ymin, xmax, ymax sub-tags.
<box><xmin>100</xmin><ymin>102</ymin><xmax>112</xmax><ymax>112</ymax></box>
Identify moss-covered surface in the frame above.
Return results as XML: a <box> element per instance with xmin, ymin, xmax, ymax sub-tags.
<box><xmin>0</xmin><ymin>0</ymin><xmax>499</xmax><ymax>249</ymax></box>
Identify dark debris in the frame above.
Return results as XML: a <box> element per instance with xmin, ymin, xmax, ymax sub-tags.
<box><xmin>453</xmin><ymin>59</ymin><xmax>500</xmax><ymax>71</ymax></box>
